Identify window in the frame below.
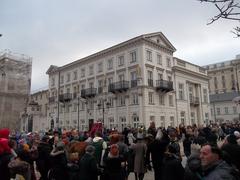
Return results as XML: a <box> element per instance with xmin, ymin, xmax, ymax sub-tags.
<box><xmin>120</xmin><ymin>117</ymin><xmax>127</xmax><ymax>131</ymax></box>
<box><xmin>89</xmin><ymin>65</ymin><xmax>94</xmax><ymax>75</ymax></box>
<box><xmin>51</xmin><ymin>77</ymin><xmax>55</xmax><ymax>87</ymax></box>
<box><xmin>211</xmin><ymin>108</ymin><xmax>213</xmax><ymax>116</ymax></box>
<box><xmin>222</xmin><ymin>76</ymin><xmax>226</xmax><ymax>89</ymax></box>
<box><xmin>118</xmin><ymin>74</ymin><xmax>125</xmax><ymax>81</ymax></box>
<box><xmin>169</xmin><ymin>95</ymin><xmax>174</xmax><ymax>106</ymax></box>
<box><xmin>217</xmin><ymin>108</ymin><xmax>220</xmax><ymax>115</ymax></box>
<box><xmin>233</xmin><ymin>106</ymin><xmax>237</xmax><ymax>114</ymax></box>
<box><xmin>167</xmin><ymin>57</ymin><xmax>171</xmax><ymax>67</ymax></box>
<box><xmin>178</xmin><ymin>83</ymin><xmax>184</xmax><ymax>100</ymax></box>
<box><xmin>108</xmin><ymin>97</ymin><xmax>114</xmax><ymax>107</ymax></box>
<box><xmin>180</xmin><ymin>111</ymin><xmax>185</xmax><ymax>125</ymax></box>
<box><xmin>148</xmin><ymin>92</ymin><xmax>154</xmax><ymax>104</ymax></box>
<box><xmin>118</xmin><ymin>95</ymin><xmax>125</xmax><ymax>106</ymax></box>
<box><xmin>89</xmin><ymin>100</ymin><xmax>94</xmax><ymax>110</ymax></box>
<box><xmin>118</xmin><ymin>55</ymin><xmax>124</xmax><ymax>66</ymax></box>
<box><xmin>66</xmin><ymin>88</ymin><xmax>70</xmax><ymax>93</ymax></box>
<box><xmin>60</xmin><ymin>75</ymin><xmax>64</xmax><ymax>84</ymax></box>
<box><xmin>98</xmin><ymin>62</ymin><xmax>103</xmax><ymax>73</ymax></box>
<box><xmin>73</xmin><ymin>103</ymin><xmax>77</xmax><ymax>112</ymax></box>
<box><xmin>130</xmin><ymin>51</ymin><xmax>137</xmax><ymax>63</ymax></box>
<box><xmin>160</xmin><ymin>116</ymin><xmax>165</xmax><ymax>128</ymax></box>
<box><xmin>146</xmin><ymin>50</ymin><xmax>152</xmax><ymax>61</ymax></box>
<box><xmin>157</xmin><ymin>54</ymin><xmax>162</xmax><ymax>65</ymax></box>
<box><xmin>158</xmin><ymin>73</ymin><xmax>163</xmax><ymax>80</ymax></box>
<box><xmin>203</xmin><ymin>89</ymin><xmax>208</xmax><ymax>103</ymax></box>
<box><xmin>108</xmin><ymin>77</ymin><xmax>113</xmax><ymax>85</ymax></box>
<box><xmin>109</xmin><ymin>117</ymin><xmax>115</xmax><ymax>129</ymax></box>
<box><xmin>89</xmin><ymin>82</ymin><xmax>94</xmax><ymax>88</ymax></box>
<box><xmin>168</xmin><ymin>76</ymin><xmax>172</xmax><ymax>81</ymax></box>
<box><xmin>130</xmin><ymin>71</ymin><xmax>137</xmax><ymax>87</ymax></box>
<box><xmin>80</xmin><ymin>102</ymin><xmax>85</xmax><ymax>111</ymax></box>
<box><xmin>147</xmin><ymin>71</ymin><xmax>153</xmax><ymax>86</ymax></box>
<box><xmin>189</xmin><ymin>86</ymin><xmax>193</xmax><ymax>102</ymax></box>
<box><xmin>224</xmin><ymin>107</ymin><xmax>229</xmax><ymax>114</ymax></box>
<box><xmin>81</xmin><ymin>68</ymin><xmax>85</xmax><ymax>78</ymax></box>
<box><xmin>73</xmin><ymin>71</ymin><xmax>77</xmax><ymax>80</ymax></box>
<box><xmin>132</xmin><ymin>93</ymin><xmax>139</xmax><ymax>105</ymax></box>
<box><xmin>133</xmin><ymin>115</ymin><xmax>139</xmax><ymax>128</ymax></box>
<box><xmin>170</xmin><ymin>116</ymin><xmax>174</xmax><ymax>127</ymax></box>
<box><xmin>67</xmin><ymin>73</ymin><xmax>71</xmax><ymax>82</ymax></box>
<box><xmin>107</xmin><ymin>59</ymin><xmax>113</xmax><ymax>70</ymax></box>
<box><xmin>159</xmin><ymin>95</ymin><xmax>165</xmax><ymax>105</ymax></box>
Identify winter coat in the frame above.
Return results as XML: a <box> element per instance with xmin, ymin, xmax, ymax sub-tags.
<box><xmin>67</xmin><ymin>162</ymin><xmax>79</xmax><ymax>180</ymax></box>
<box><xmin>92</xmin><ymin>137</ymin><xmax>107</xmax><ymax>165</ymax></box>
<box><xmin>103</xmin><ymin>154</ymin><xmax>125</xmax><ymax>180</ymax></box>
<box><xmin>78</xmin><ymin>153</ymin><xmax>98</xmax><ymax>180</ymax></box>
<box><xmin>221</xmin><ymin>143</ymin><xmax>240</xmax><ymax>171</ymax></box>
<box><xmin>49</xmin><ymin>150</ymin><xmax>68</xmax><ymax>180</ymax></box>
<box><xmin>131</xmin><ymin>141</ymin><xmax>147</xmax><ymax>174</ymax></box>
<box><xmin>202</xmin><ymin>160</ymin><xmax>239</xmax><ymax>180</ymax></box>
<box><xmin>161</xmin><ymin>153</ymin><xmax>184</xmax><ymax>180</ymax></box>
<box><xmin>0</xmin><ymin>152</ymin><xmax>13</xmax><ymax>180</ymax></box>
<box><xmin>36</xmin><ymin>142</ymin><xmax>52</xmax><ymax>180</ymax></box>
<box><xmin>184</xmin><ymin>152</ymin><xmax>202</xmax><ymax>180</ymax></box>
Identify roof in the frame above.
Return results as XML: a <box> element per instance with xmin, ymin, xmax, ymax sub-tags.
<box><xmin>46</xmin><ymin>32</ymin><xmax>176</xmax><ymax>74</ymax></box>
<box><xmin>210</xmin><ymin>92</ymin><xmax>240</xmax><ymax>103</ymax></box>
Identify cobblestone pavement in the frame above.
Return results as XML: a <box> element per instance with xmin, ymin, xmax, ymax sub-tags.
<box><xmin>128</xmin><ymin>171</ymin><xmax>154</xmax><ymax>180</ymax></box>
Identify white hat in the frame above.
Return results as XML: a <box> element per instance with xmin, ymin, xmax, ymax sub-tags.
<box><xmin>234</xmin><ymin>131</ymin><xmax>240</xmax><ymax>138</ymax></box>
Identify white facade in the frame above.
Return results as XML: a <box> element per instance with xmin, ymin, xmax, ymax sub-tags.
<box><xmin>46</xmin><ymin>32</ymin><xmax>210</xmax><ymax>131</ymax></box>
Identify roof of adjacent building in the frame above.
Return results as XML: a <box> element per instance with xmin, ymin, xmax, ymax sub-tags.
<box><xmin>210</xmin><ymin>92</ymin><xmax>240</xmax><ymax>102</ymax></box>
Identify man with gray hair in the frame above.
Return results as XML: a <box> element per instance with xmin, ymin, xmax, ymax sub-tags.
<box><xmin>78</xmin><ymin>145</ymin><xmax>98</xmax><ymax>180</ymax></box>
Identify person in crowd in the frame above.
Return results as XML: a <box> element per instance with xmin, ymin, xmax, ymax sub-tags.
<box><xmin>146</xmin><ymin>128</ymin><xmax>170</xmax><ymax>180</ymax></box>
<box><xmin>103</xmin><ymin>144</ymin><xmax>125</xmax><ymax>180</ymax></box>
<box><xmin>78</xmin><ymin>145</ymin><xmax>99</xmax><ymax>180</ymax></box>
<box><xmin>168</xmin><ymin>128</ymin><xmax>181</xmax><ymax>159</ymax></box>
<box><xmin>161</xmin><ymin>143</ymin><xmax>184</xmax><ymax>180</ymax></box>
<box><xmin>183</xmin><ymin>134</ymin><xmax>192</xmax><ymax>157</ymax></box>
<box><xmin>127</xmin><ymin>129</ymin><xmax>136</xmax><ymax>145</ymax></box>
<box><xmin>147</xmin><ymin>121</ymin><xmax>157</xmax><ymax>138</ymax></box>
<box><xmin>130</xmin><ymin>132</ymin><xmax>147</xmax><ymax>180</ymax></box>
<box><xmin>92</xmin><ymin>131</ymin><xmax>107</xmax><ymax>167</ymax></box>
<box><xmin>221</xmin><ymin>134</ymin><xmax>240</xmax><ymax>171</ymax></box>
<box><xmin>36</xmin><ymin>135</ymin><xmax>52</xmax><ymax>180</ymax></box>
<box><xmin>48</xmin><ymin>141</ymin><xmax>68</xmax><ymax>180</ymax></box>
<box><xmin>200</xmin><ymin>143</ymin><xmax>239</xmax><ymax>180</ymax></box>
<box><xmin>0</xmin><ymin>128</ymin><xmax>13</xmax><ymax>180</ymax></box>
<box><xmin>67</xmin><ymin>152</ymin><xmax>79</xmax><ymax>180</ymax></box>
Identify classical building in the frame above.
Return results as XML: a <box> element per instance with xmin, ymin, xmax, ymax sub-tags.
<box><xmin>46</xmin><ymin>32</ymin><xmax>210</xmax><ymax>131</ymax></box>
<box><xmin>203</xmin><ymin>55</ymin><xmax>240</xmax><ymax>123</ymax></box>
<box><xmin>0</xmin><ymin>50</ymin><xmax>32</xmax><ymax>130</ymax></box>
<box><xmin>20</xmin><ymin>90</ymin><xmax>49</xmax><ymax>132</ymax></box>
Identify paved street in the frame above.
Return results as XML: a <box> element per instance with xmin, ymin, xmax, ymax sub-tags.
<box><xmin>128</xmin><ymin>171</ymin><xmax>154</xmax><ymax>180</ymax></box>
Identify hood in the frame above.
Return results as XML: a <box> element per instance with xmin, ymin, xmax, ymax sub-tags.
<box><xmin>93</xmin><ymin>136</ymin><xmax>103</xmax><ymax>142</ymax></box>
<box><xmin>0</xmin><ymin>128</ymin><xmax>10</xmax><ymax>139</ymax></box>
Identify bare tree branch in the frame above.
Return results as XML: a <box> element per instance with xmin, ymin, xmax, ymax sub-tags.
<box><xmin>198</xmin><ymin>0</ymin><xmax>240</xmax><ymax>37</ymax></box>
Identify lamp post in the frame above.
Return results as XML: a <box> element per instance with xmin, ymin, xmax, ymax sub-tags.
<box><xmin>97</xmin><ymin>99</ymin><xmax>110</xmax><ymax>127</ymax></box>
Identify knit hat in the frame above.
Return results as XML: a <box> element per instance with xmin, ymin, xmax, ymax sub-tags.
<box><xmin>0</xmin><ymin>128</ymin><xmax>10</xmax><ymax>139</ymax></box>
<box><xmin>110</xmin><ymin>144</ymin><xmax>119</xmax><ymax>157</ymax></box>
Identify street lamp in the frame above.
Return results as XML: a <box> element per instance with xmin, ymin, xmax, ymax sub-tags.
<box><xmin>97</xmin><ymin>99</ymin><xmax>110</xmax><ymax>126</ymax></box>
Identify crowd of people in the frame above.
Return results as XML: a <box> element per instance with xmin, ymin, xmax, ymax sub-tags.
<box><xmin>0</xmin><ymin>122</ymin><xmax>240</xmax><ymax>180</ymax></box>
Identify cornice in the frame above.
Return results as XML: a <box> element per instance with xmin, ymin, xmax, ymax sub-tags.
<box><xmin>156</xmin><ymin>67</ymin><xmax>165</xmax><ymax>72</ymax></box>
<box><xmin>173</xmin><ymin>66</ymin><xmax>210</xmax><ymax>80</ymax></box>
<box><xmin>116</xmin><ymin>67</ymin><xmax>126</xmax><ymax>73</ymax></box>
<box><xmin>106</xmin><ymin>71</ymin><xmax>114</xmax><ymax>75</ymax></box>
<box><xmin>145</xmin><ymin>63</ymin><xmax>155</xmax><ymax>69</ymax></box>
<box><xmin>128</xmin><ymin>64</ymin><xmax>139</xmax><ymax>70</ymax></box>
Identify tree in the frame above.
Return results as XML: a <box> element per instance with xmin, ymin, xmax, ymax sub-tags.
<box><xmin>198</xmin><ymin>0</ymin><xmax>240</xmax><ymax>37</ymax></box>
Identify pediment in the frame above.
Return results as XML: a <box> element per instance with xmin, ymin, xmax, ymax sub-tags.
<box><xmin>143</xmin><ymin>32</ymin><xmax>176</xmax><ymax>52</ymax></box>
<box><xmin>46</xmin><ymin>65</ymin><xmax>59</xmax><ymax>74</ymax></box>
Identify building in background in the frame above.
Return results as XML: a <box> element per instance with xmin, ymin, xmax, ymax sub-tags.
<box><xmin>46</xmin><ymin>32</ymin><xmax>210</xmax><ymax>131</ymax></box>
<box><xmin>20</xmin><ymin>90</ymin><xmax>49</xmax><ymax>132</ymax></box>
<box><xmin>203</xmin><ymin>55</ymin><xmax>240</xmax><ymax>123</ymax></box>
<box><xmin>0</xmin><ymin>50</ymin><xmax>32</xmax><ymax>130</ymax></box>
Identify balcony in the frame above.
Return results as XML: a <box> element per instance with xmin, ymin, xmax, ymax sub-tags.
<box><xmin>156</xmin><ymin>80</ymin><xmax>173</xmax><ymax>92</ymax></box>
<box><xmin>190</xmin><ymin>96</ymin><xmax>200</xmax><ymax>106</ymax></box>
<box><xmin>49</xmin><ymin>96</ymin><xmax>55</xmax><ymax>103</ymax></box>
<box><xmin>148</xmin><ymin>79</ymin><xmax>153</xmax><ymax>87</ymax></box>
<box><xmin>59</xmin><ymin>93</ymin><xmax>72</xmax><ymax>103</ymax></box>
<box><xmin>108</xmin><ymin>81</ymin><xmax>129</xmax><ymax>93</ymax></box>
<box><xmin>81</xmin><ymin>88</ymin><xmax>97</xmax><ymax>98</ymax></box>
<box><xmin>131</xmin><ymin>80</ymin><xmax>138</xmax><ymax>88</ymax></box>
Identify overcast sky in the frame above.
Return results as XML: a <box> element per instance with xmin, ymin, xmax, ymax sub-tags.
<box><xmin>0</xmin><ymin>0</ymin><xmax>239</xmax><ymax>92</ymax></box>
